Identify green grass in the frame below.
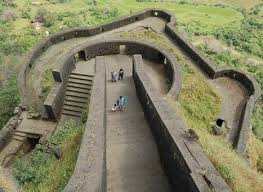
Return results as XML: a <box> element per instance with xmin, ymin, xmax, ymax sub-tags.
<box><xmin>39</xmin><ymin>68</ymin><xmax>54</xmax><ymax>101</ymax></box>
<box><xmin>12</xmin><ymin>120</ymin><xmax>84</xmax><ymax>192</ymax></box>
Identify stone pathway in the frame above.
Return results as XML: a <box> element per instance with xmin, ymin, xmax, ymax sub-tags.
<box><xmin>105</xmin><ymin>55</ymin><xmax>171</xmax><ymax>192</ymax></box>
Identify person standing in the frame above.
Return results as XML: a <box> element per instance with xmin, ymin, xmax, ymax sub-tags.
<box><xmin>118</xmin><ymin>68</ymin><xmax>124</xmax><ymax>80</ymax></box>
<box><xmin>111</xmin><ymin>71</ymin><xmax>118</xmax><ymax>82</ymax></box>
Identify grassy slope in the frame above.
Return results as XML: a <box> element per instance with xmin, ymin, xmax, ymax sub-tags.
<box><xmin>122</xmin><ymin>30</ymin><xmax>263</xmax><ymax>192</ymax></box>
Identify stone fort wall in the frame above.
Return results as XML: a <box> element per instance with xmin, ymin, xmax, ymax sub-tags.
<box><xmin>16</xmin><ymin>9</ymin><xmax>261</xmax><ymax>155</ymax></box>
<box><xmin>0</xmin><ymin>8</ymin><xmax>259</xmax><ymax>192</ymax></box>
<box><xmin>133</xmin><ymin>54</ymin><xmax>231</xmax><ymax>191</ymax></box>
<box><xmin>44</xmin><ymin>38</ymin><xmax>182</xmax><ymax>121</ymax></box>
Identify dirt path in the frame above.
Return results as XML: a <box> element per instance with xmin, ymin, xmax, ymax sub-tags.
<box><xmin>105</xmin><ymin>55</ymin><xmax>171</xmax><ymax>192</ymax></box>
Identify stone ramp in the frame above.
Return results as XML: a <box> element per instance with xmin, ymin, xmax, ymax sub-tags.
<box><xmin>105</xmin><ymin>55</ymin><xmax>171</xmax><ymax>192</ymax></box>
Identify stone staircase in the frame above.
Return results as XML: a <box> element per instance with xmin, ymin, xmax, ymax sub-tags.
<box><xmin>62</xmin><ymin>72</ymin><xmax>93</xmax><ymax>118</ymax></box>
<box><xmin>0</xmin><ymin>130</ymin><xmax>40</xmax><ymax>167</ymax></box>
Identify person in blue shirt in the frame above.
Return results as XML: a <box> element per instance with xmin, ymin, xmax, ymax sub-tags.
<box><xmin>116</xmin><ymin>96</ymin><xmax>127</xmax><ymax>111</ymax></box>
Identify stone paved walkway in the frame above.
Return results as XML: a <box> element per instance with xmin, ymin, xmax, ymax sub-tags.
<box><xmin>105</xmin><ymin>55</ymin><xmax>171</xmax><ymax>192</ymax></box>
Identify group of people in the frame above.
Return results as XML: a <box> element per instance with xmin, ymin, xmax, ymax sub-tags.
<box><xmin>112</xmin><ymin>96</ymin><xmax>127</xmax><ymax>112</ymax></box>
<box><xmin>111</xmin><ymin>68</ymin><xmax>124</xmax><ymax>82</ymax></box>
<box><xmin>110</xmin><ymin>68</ymin><xmax>127</xmax><ymax>112</ymax></box>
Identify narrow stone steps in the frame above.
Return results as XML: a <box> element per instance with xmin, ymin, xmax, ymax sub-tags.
<box><xmin>67</xmin><ymin>82</ymin><xmax>92</xmax><ymax>90</ymax></box>
<box><xmin>13</xmin><ymin>131</ymin><xmax>27</xmax><ymax>137</ymax></box>
<box><xmin>14</xmin><ymin>131</ymin><xmax>40</xmax><ymax>139</ymax></box>
<box><xmin>68</xmin><ymin>78</ymin><xmax>92</xmax><ymax>85</ymax></box>
<box><xmin>63</xmin><ymin>105</ymin><xmax>84</xmax><ymax>113</ymax></box>
<box><xmin>13</xmin><ymin>135</ymin><xmax>27</xmax><ymax>142</ymax></box>
<box><xmin>66</xmin><ymin>87</ymin><xmax>91</xmax><ymax>94</ymax></box>
<box><xmin>65</xmin><ymin>96</ymin><xmax>88</xmax><ymax>104</ymax></box>
<box><xmin>64</xmin><ymin>100</ymin><xmax>86</xmax><ymax>108</ymax></box>
<box><xmin>65</xmin><ymin>91</ymin><xmax>90</xmax><ymax>99</ymax></box>
<box><xmin>70</xmin><ymin>74</ymin><xmax>94</xmax><ymax>81</ymax></box>
<box><xmin>61</xmin><ymin>110</ymin><xmax>82</xmax><ymax>117</ymax></box>
<box><xmin>62</xmin><ymin>71</ymin><xmax>93</xmax><ymax>120</ymax></box>
<box><xmin>71</xmin><ymin>72</ymin><xmax>94</xmax><ymax>78</ymax></box>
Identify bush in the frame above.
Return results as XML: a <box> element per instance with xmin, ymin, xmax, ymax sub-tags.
<box><xmin>12</xmin><ymin>120</ymin><xmax>84</xmax><ymax>191</ymax></box>
<box><xmin>48</xmin><ymin>0</ymin><xmax>71</xmax><ymax>3</ymax></box>
<box><xmin>0</xmin><ymin>0</ymin><xmax>16</xmax><ymax>8</ymax></box>
<box><xmin>12</xmin><ymin>145</ymin><xmax>49</xmax><ymax>185</ymax></box>
<box><xmin>0</xmin><ymin>74</ymin><xmax>19</xmax><ymax>129</ymax></box>
<box><xmin>90</xmin><ymin>6</ymin><xmax>119</xmax><ymax>22</ymax></box>
<box><xmin>0</xmin><ymin>9</ymin><xmax>16</xmax><ymax>22</ymax></box>
<box><xmin>39</xmin><ymin>69</ymin><xmax>54</xmax><ymax>101</ymax></box>
<box><xmin>20</xmin><ymin>1</ymin><xmax>31</xmax><ymax>19</ymax></box>
<box><xmin>35</xmin><ymin>8</ymin><xmax>56</xmax><ymax>27</ymax></box>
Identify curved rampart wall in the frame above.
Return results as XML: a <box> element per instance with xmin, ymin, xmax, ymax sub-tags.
<box><xmin>44</xmin><ymin>38</ymin><xmax>181</xmax><ymax>120</ymax></box>
<box><xmin>164</xmin><ymin>17</ymin><xmax>261</xmax><ymax>154</ymax></box>
<box><xmin>133</xmin><ymin>54</ymin><xmax>231</xmax><ymax>192</ymax></box>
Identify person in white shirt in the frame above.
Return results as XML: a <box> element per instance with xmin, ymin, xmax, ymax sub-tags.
<box><xmin>111</xmin><ymin>104</ymin><xmax>117</xmax><ymax>112</ymax></box>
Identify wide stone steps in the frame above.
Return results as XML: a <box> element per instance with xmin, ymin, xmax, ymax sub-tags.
<box><xmin>63</xmin><ymin>105</ymin><xmax>83</xmax><ymax>113</ymax></box>
<box><xmin>61</xmin><ymin>72</ymin><xmax>93</xmax><ymax>119</ymax></box>
<box><xmin>61</xmin><ymin>110</ymin><xmax>83</xmax><ymax>117</ymax></box>
<box><xmin>65</xmin><ymin>91</ymin><xmax>90</xmax><ymax>99</ymax></box>
<box><xmin>67</xmin><ymin>82</ymin><xmax>92</xmax><ymax>90</ymax></box>
<box><xmin>70</xmin><ymin>73</ymin><xmax>94</xmax><ymax>80</ymax></box>
<box><xmin>68</xmin><ymin>78</ymin><xmax>92</xmax><ymax>85</ymax></box>
<box><xmin>66</xmin><ymin>87</ymin><xmax>91</xmax><ymax>94</ymax></box>
<box><xmin>64</xmin><ymin>101</ymin><xmax>86</xmax><ymax>108</ymax></box>
<box><xmin>64</xmin><ymin>96</ymin><xmax>87</xmax><ymax>103</ymax></box>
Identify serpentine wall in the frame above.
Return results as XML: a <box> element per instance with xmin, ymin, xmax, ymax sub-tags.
<box><xmin>5</xmin><ymin>8</ymin><xmax>259</xmax><ymax>192</ymax></box>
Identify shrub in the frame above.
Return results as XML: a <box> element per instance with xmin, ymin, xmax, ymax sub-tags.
<box><xmin>0</xmin><ymin>0</ymin><xmax>16</xmax><ymax>8</ymax></box>
<box><xmin>48</xmin><ymin>0</ymin><xmax>71</xmax><ymax>3</ymax></box>
<box><xmin>20</xmin><ymin>2</ymin><xmax>31</xmax><ymax>19</ymax></box>
<box><xmin>12</xmin><ymin>145</ymin><xmax>49</xmax><ymax>185</ymax></box>
<box><xmin>12</xmin><ymin>120</ymin><xmax>84</xmax><ymax>191</ymax></box>
<box><xmin>90</xmin><ymin>6</ymin><xmax>119</xmax><ymax>22</ymax></box>
<box><xmin>0</xmin><ymin>9</ymin><xmax>16</xmax><ymax>22</ymax></box>
<box><xmin>39</xmin><ymin>68</ymin><xmax>54</xmax><ymax>101</ymax></box>
<box><xmin>35</xmin><ymin>8</ymin><xmax>56</xmax><ymax>27</ymax></box>
<box><xmin>0</xmin><ymin>74</ymin><xmax>19</xmax><ymax>129</ymax></box>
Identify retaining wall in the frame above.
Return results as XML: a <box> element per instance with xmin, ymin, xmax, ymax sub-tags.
<box><xmin>133</xmin><ymin>54</ymin><xmax>231</xmax><ymax>192</ymax></box>
<box><xmin>64</xmin><ymin>56</ymin><xmax>106</xmax><ymax>191</ymax></box>
<box><xmin>164</xmin><ymin>14</ymin><xmax>261</xmax><ymax>154</ymax></box>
